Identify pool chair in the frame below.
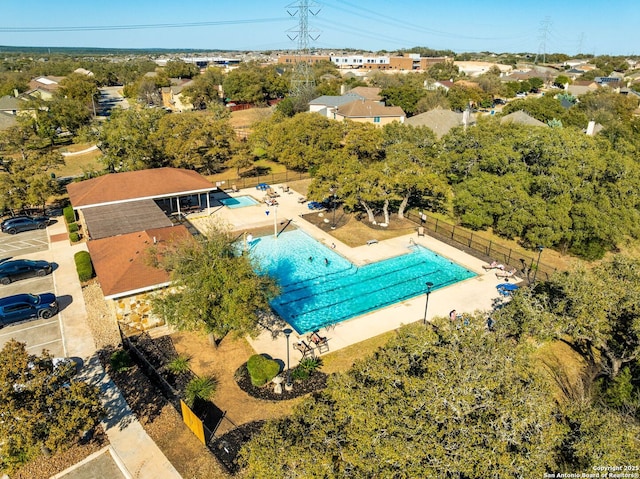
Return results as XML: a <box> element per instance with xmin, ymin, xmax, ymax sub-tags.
<box><xmin>495</xmin><ymin>267</ymin><xmax>517</xmax><ymax>279</ymax></box>
<box><xmin>307</xmin><ymin>331</ymin><xmax>329</xmax><ymax>354</ymax></box>
<box><xmin>308</xmin><ymin>201</ymin><xmax>322</xmax><ymax>210</ymax></box>
<box><xmin>297</xmin><ymin>196</ymin><xmax>307</xmax><ymax>203</ymax></box>
<box><xmin>294</xmin><ymin>340</ymin><xmax>315</xmax><ymax>359</ymax></box>
<box><xmin>231</xmin><ymin>184</ymin><xmax>239</xmax><ymax>192</ymax></box>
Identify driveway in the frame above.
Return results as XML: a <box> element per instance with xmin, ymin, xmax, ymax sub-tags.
<box><xmin>0</xmin><ymin>226</ymin><xmax>66</xmax><ymax>357</ymax></box>
<box><xmin>97</xmin><ymin>86</ymin><xmax>130</xmax><ymax>117</ymax></box>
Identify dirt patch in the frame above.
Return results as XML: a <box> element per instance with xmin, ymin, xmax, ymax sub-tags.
<box><xmin>302</xmin><ymin>208</ymin><xmax>417</xmax><ymax>247</ymax></box>
<box><xmin>99</xmin><ymin>346</ymin><xmax>229</xmax><ymax>478</ymax></box>
<box><xmin>170</xmin><ymin>332</ymin><xmax>303</xmax><ymax>436</ymax></box>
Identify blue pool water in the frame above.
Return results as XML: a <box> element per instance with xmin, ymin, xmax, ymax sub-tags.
<box><xmin>248</xmin><ymin>229</ymin><xmax>476</xmax><ymax>334</ymax></box>
<box><xmin>220</xmin><ymin>195</ymin><xmax>260</xmax><ymax>208</ymax></box>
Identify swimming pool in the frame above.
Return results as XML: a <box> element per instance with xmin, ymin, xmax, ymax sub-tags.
<box><xmin>220</xmin><ymin>196</ymin><xmax>260</xmax><ymax>208</ymax></box>
<box><xmin>248</xmin><ymin>229</ymin><xmax>476</xmax><ymax>334</ymax></box>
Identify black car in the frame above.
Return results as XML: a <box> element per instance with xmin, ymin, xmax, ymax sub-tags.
<box><xmin>0</xmin><ymin>259</ymin><xmax>53</xmax><ymax>285</ymax></box>
<box><xmin>0</xmin><ymin>293</ymin><xmax>59</xmax><ymax>326</ymax></box>
<box><xmin>1</xmin><ymin>216</ymin><xmax>50</xmax><ymax>234</ymax></box>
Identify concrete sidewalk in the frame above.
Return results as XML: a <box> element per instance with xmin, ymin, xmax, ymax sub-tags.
<box><xmin>47</xmin><ymin>218</ymin><xmax>181</xmax><ymax>479</ymax></box>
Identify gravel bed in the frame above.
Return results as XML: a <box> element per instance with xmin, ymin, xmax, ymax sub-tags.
<box><xmin>82</xmin><ymin>281</ymin><xmax>122</xmax><ymax>350</ymax></box>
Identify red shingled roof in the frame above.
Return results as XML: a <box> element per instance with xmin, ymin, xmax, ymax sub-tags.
<box><xmin>87</xmin><ymin>225</ymin><xmax>192</xmax><ymax>298</ymax></box>
<box><xmin>67</xmin><ymin>167</ymin><xmax>215</xmax><ymax>208</ymax></box>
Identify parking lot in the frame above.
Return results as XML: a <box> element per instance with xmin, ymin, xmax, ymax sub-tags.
<box><xmin>0</xmin><ymin>227</ymin><xmax>66</xmax><ymax>357</ymax></box>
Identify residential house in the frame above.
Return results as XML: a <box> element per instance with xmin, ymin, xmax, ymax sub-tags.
<box><xmin>161</xmin><ymin>78</ymin><xmax>195</xmax><ymax>112</ymax></box>
<box><xmin>567</xmin><ymin>80</ymin><xmax>599</xmax><ymax>97</ymax></box>
<box><xmin>309</xmin><ymin>93</ymin><xmax>366</xmax><ymax>117</ymax></box>
<box><xmin>343</xmin><ymin>86</ymin><xmax>382</xmax><ymax>101</ymax></box>
<box><xmin>405</xmin><ymin>108</ymin><xmax>475</xmax><ymax>139</ymax></box>
<box><xmin>424</xmin><ymin>80</ymin><xmax>454</xmax><ymax>92</ymax></box>
<box><xmin>333</xmin><ymin>99</ymin><xmax>405</xmax><ymax>126</ymax></box>
<box><xmin>500</xmin><ymin>110</ymin><xmax>548</xmax><ymax>128</ymax></box>
<box><xmin>26</xmin><ymin>76</ymin><xmax>64</xmax><ymax>100</ymax></box>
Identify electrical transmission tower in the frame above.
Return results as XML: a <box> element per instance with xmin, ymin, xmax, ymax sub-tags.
<box><xmin>286</xmin><ymin>0</ymin><xmax>321</xmax><ymax>108</ymax></box>
<box><xmin>534</xmin><ymin>17</ymin><xmax>552</xmax><ymax>64</ymax></box>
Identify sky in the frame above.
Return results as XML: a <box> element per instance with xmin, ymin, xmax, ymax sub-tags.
<box><xmin>1</xmin><ymin>0</ymin><xmax>638</xmax><ymax>56</ymax></box>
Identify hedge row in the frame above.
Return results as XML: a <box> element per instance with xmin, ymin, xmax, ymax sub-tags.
<box><xmin>74</xmin><ymin>251</ymin><xmax>94</xmax><ymax>282</ymax></box>
<box><xmin>63</xmin><ymin>205</ymin><xmax>76</xmax><ymax>224</ymax></box>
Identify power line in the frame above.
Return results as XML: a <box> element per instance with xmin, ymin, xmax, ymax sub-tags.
<box><xmin>0</xmin><ymin>18</ymin><xmax>287</xmax><ymax>33</ymax></box>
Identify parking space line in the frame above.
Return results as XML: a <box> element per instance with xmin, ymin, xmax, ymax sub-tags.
<box><xmin>26</xmin><ymin>338</ymin><xmax>63</xmax><ymax>352</ymax></box>
<box><xmin>0</xmin><ymin>318</ymin><xmax>58</xmax><ymax>337</ymax></box>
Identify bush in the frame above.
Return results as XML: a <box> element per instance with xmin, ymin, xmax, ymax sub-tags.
<box><xmin>69</xmin><ymin>232</ymin><xmax>80</xmax><ymax>243</ymax></box>
<box><xmin>185</xmin><ymin>376</ymin><xmax>217</xmax><ymax>407</ymax></box>
<box><xmin>110</xmin><ymin>350</ymin><xmax>133</xmax><ymax>372</ymax></box>
<box><xmin>247</xmin><ymin>354</ymin><xmax>280</xmax><ymax>387</ymax></box>
<box><xmin>68</xmin><ymin>222</ymin><xmax>79</xmax><ymax>233</ymax></box>
<box><xmin>63</xmin><ymin>205</ymin><xmax>76</xmax><ymax>224</ymax></box>
<box><xmin>167</xmin><ymin>355</ymin><xmax>191</xmax><ymax>374</ymax></box>
<box><xmin>291</xmin><ymin>357</ymin><xmax>321</xmax><ymax>381</ymax></box>
<box><xmin>74</xmin><ymin>250</ymin><xmax>94</xmax><ymax>281</ymax></box>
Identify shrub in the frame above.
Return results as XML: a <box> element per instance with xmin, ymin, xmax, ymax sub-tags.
<box><xmin>74</xmin><ymin>250</ymin><xmax>94</xmax><ymax>281</ymax></box>
<box><xmin>185</xmin><ymin>376</ymin><xmax>217</xmax><ymax>407</ymax></box>
<box><xmin>68</xmin><ymin>222</ymin><xmax>79</xmax><ymax>233</ymax></box>
<box><xmin>247</xmin><ymin>354</ymin><xmax>280</xmax><ymax>387</ymax></box>
<box><xmin>291</xmin><ymin>357</ymin><xmax>321</xmax><ymax>381</ymax></box>
<box><xmin>167</xmin><ymin>355</ymin><xmax>191</xmax><ymax>374</ymax></box>
<box><xmin>69</xmin><ymin>232</ymin><xmax>80</xmax><ymax>243</ymax></box>
<box><xmin>110</xmin><ymin>349</ymin><xmax>133</xmax><ymax>372</ymax></box>
<box><xmin>63</xmin><ymin>205</ymin><xmax>76</xmax><ymax>224</ymax></box>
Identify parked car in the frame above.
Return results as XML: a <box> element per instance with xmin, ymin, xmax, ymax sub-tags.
<box><xmin>0</xmin><ymin>293</ymin><xmax>58</xmax><ymax>326</ymax></box>
<box><xmin>0</xmin><ymin>259</ymin><xmax>53</xmax><ymax>285</ymax></box>
<box><xmin>1</xmin><ymin>216</ymin><xmax>50</xmax><ymax>234</ymax></box>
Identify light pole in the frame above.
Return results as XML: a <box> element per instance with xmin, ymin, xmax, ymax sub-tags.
<box><xmin>273</xmin><ymin>204</ymin><xmax>278</xmax><ymax>239</ymax></box>
<box><xmin>423</xmin><ymin>281</ymin><xmax>434</xmax><ymax>325</ymax></box>
<box><xmin>532</xmin><ymin>245</ymin><xmax>544</xmax><ymax>283</ymax></box>
<box><xmin>283</xmin><ymin>328</ymin><xmax>292</xmax><ymax>388</ymax></box>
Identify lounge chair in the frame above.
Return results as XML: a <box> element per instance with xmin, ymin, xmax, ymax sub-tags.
<box><xmin>495</xmin><ymin>267</ymin><xmax>517</xmax><ymax>279</ymax></box>
<box><xmin>297</xmin><ymin>196</ymin><xmax>307</xmax><ymax>204</ymax></box>
<box><xmin>483</xmin><ymin>261</ymin><xmax>505</xmax><ymax>271</ymax></box>
<box><xmin>231</xmin><ymin>184</ymin><xmax>239</xmax><ymax>192</ymax></box>
<box><xmin>417</xmin><ymin>226</ymin><xmax>425</xmax><ymax>237</ymax></box>
<box><xmin>307</xmin><ymin>331</ymin><xmax>329</xmax><ymax>354</ymax></box>
<box><xmin>293</xmin><ymin>340</ymin><xmax>315</xmax><ymax>358</ymax></box>
<box><xmin>367</xmin><ymin>239</ymin><xmax>378</xmax><ymax>246</ymax></box>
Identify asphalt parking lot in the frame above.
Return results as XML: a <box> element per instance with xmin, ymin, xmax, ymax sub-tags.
<box><xmin>0</xmin><ymin>226</ymin><xmax>66</xmax><ymax>357</ymax></box>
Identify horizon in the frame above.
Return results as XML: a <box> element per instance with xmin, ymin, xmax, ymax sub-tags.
<box><xmin>1</xmin><ymin>0</ymin><xmax>638</xmax><ymax>56</ymax></box>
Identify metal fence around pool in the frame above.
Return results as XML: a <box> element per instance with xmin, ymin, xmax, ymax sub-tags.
<box><xmin>212</xmin><ymin>171</ymin><xmax>310</xmax><ymax>191</ymax></box>
<box><xmin>405</xmin><ymin>210</ymin><xmax>557</xmax><ymax>283</ymax></box>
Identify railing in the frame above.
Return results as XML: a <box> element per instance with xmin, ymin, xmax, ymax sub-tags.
<box><xmin>405</xmin><ymin>210</ymin><xmax>557</xmax><ymax>283</ymax></box>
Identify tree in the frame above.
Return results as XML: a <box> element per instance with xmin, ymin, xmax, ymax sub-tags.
<box><xmin>181</xmin><ymin>67</ymin><xmax>225</xmax><ymax>110</ymax></box>
<box><xmin>0</xmin><ymin>340</ymin><xmax>104</xmax><ymax>472</ymax></box>
<box><xmin>427</xmin><ymin>60</ymin><xmax>460</xmax><ymax>81</ymax></box>
<box><xmin>240</xmin><ymin>321</ymin><xmax>566</xmax><ymax>477</ymax></box>
<box><xmin>154</xmin><ymin>112</ymin><xmax>237</xmax><ymax>174</ymax></box>
<box><xmin>495</xmin><ymin>254</ymin><xmax>640</xmax><ymax>381</ymax></box>
<box><xmin>0</xmin><ymin>125</ymin><xmax>64</xmax><ymax>212</ymax></box>
<box><xmin>150</xmin><ymin>222</ymin><xmax>279</xmax><ymax>343</ymax></box>
<box><xmin>97</xmin><ymin>107</ymin><xmax>166</xmax><ymax>171</ymax></box>
<box><xmin>163</xmin><ymin>60</ymin><xmax>199</xmax><ymax>79</ymax></box>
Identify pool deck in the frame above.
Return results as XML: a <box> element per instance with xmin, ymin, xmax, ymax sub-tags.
<box><xmin>190</xmin><ymin>184</ymin><xmax>517</xmax><ymax>367</ymax></box>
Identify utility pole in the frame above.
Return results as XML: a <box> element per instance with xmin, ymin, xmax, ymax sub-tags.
<box><xmin>286</xmin><ymin>0</ymin><xmax>321</xmax><ymax>108</ymax></box>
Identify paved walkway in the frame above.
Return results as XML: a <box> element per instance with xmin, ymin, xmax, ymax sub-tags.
<box><xmin>47</xmin><ymin>219</ymin><xmax>181</xmax><ymax>478</ymax></box>
<box><xmin>189</xmin><ymin>184</ymin><xmax>515</xmax><ymax>368</ymax></box>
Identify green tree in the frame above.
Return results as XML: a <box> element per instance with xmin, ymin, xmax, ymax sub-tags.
<box><xmin>154</xmin><ymin>112</ymin><xmax>237</xmax><ymax>174</ymax></box>
<box><xmin>182</xmin><ymin>67</ymin><xmax>225</xmax><ymax>110</ymax></box>
<box><xmin>0</xmin><ymin>340</ymin><xmax>104</xmax><ymax>473</ymax></box>
<box><xmin>240</xmin><ymin>322</ymin><xmax>565</xmax><ymax>477</ymax></box>
<box><xmin>150</xmin><ymin>223</ymin><xmax>279</xmax><ymax>343</ymax></box>
<box><xmin>163</xmin><ymin>60</ymin><xmax>199</xmax><ymax>79</ymax></box>
<box><xmin>97</xmin><ymin>107</ymin><xmax>166</xmax><ymax>171</ymax></box>
<box><xmin>0</xmin><ymin>125</ymin><xmax>64</xmax><ymax>212</ymax></box>
<box><xmin>495</xmin><ymin>254</ymin><xmax>640</xmax><ymax>381</ymax></box>
<box><xmin>427</xmin><ymin>60</ymin><xmax>460</xmax><ymax>81</ymax></box>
